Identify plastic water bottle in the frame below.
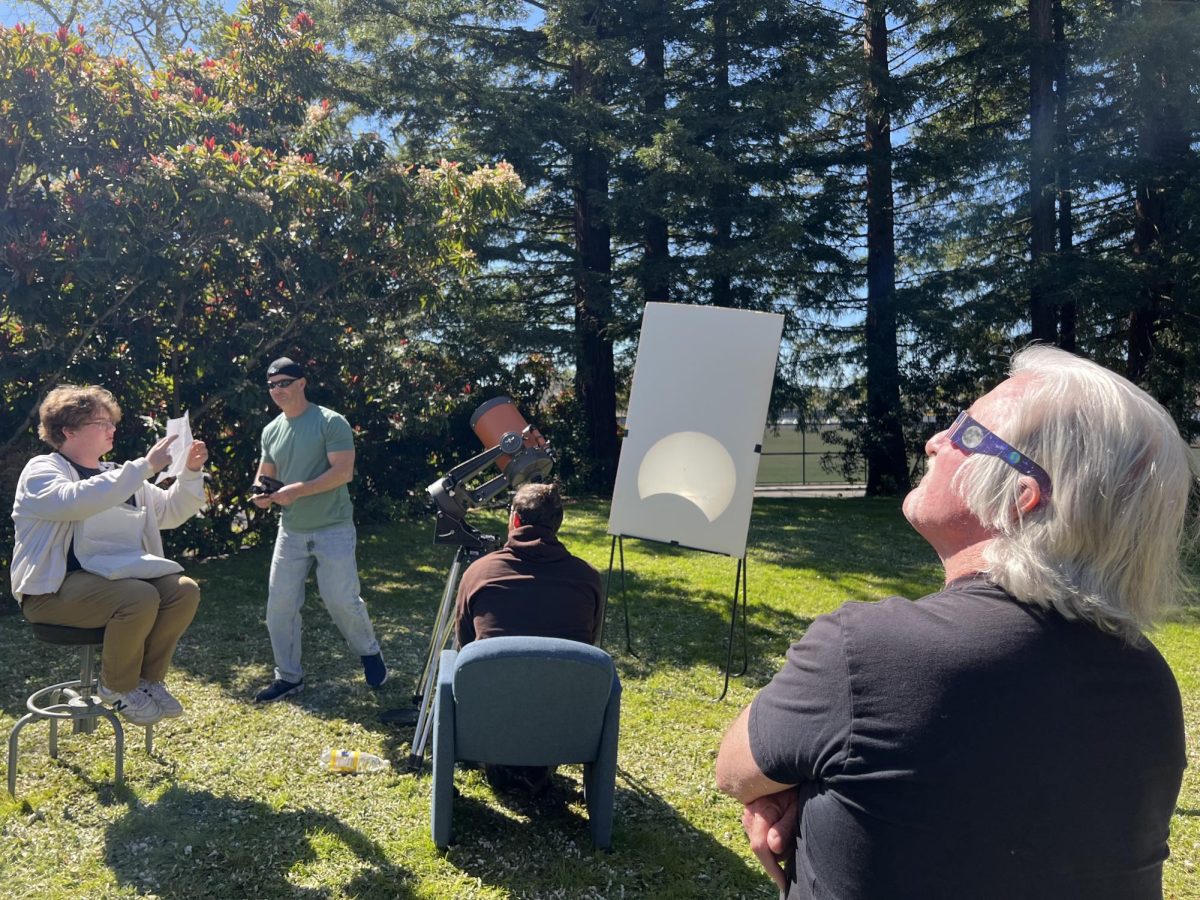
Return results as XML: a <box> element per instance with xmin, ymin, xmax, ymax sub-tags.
<box><xmin>321</xmin><ymin>748</ymin><xmax>390</xmax><ymax>774</ymax></box>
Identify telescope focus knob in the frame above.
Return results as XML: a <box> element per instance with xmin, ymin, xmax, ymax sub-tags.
<box><xmin>499</xmin><ymin>431</ymin><xmax>524</xmax><ymax>455</ymax></box>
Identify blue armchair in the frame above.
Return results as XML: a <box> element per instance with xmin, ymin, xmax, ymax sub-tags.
<box><xmin>431</xmin><ymin>636</ymin><xmax>621</xmax><ymax>850</ymax></box>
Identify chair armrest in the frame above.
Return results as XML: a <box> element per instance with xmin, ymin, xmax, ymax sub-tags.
<box><xmin>437</xmin><ymin>649</ymin><xmax>457</xmax><ymax>692</ymax></box>
<box><xmin>431</xmin><ymin>648</ymin><xmax>459</xmax><ymax>849</ymax></box>
<box><xmin>434</xmin><ymin>648</ymin><xmax>457</xmax><ymax>746</ymax></box>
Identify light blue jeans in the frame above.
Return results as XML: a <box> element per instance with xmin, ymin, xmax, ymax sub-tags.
<box><xmin>266</xmin><ymin>521</ymin><xmax>380</xmax><ymax>683</ymax></box>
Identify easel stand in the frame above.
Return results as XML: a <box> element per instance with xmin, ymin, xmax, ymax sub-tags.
<box><xmin>602</xmin><ymin>535</ymin><xmax>749</xmax><ymax>701</ymax></box>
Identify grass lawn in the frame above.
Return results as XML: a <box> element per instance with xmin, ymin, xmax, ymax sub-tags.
<box><xmin>757</xmin><ymin>429</ymin><xmax>859</xmax><ymax>485</ymax></box>
<box><xmin>0</xmin><ymin>498</ymin><xmax>1197</xmax><ymax>898</ymax></box>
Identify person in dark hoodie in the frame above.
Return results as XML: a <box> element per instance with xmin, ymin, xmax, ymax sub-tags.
<box><xmin>453</xmin><ymin>481</ymin><xmax>603</xmax><ymax>794</ymax></box>
<box><xmin>454</xmin><ymin>482</ymin><xmax>602</xmax><ymax>648</ymax></box>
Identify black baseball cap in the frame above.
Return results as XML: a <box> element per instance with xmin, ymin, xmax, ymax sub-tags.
<box><xmin>267</xmin><ymin>357</ymin><xmax>304</xmax><ymax>379</ymax></box>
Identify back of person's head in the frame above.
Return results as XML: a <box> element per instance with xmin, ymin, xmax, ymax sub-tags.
<box><xmin>956</xmin><ymin>344</ymin><xmax>1196</xmax><ymax>638</ymax></box>
<box><xmin>511</xmin><ymin>482</ymin><xmax>564</xmax><ymax>532</ymax></box>
<box><xmin>37</xmin><ymin>385</ymin><xmax>122</xmax><ymax>449</ymax></box>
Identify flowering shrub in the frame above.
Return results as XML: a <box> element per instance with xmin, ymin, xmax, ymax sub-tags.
<box><xmin>0</xmin><ymin>0</ymin><xmax>522</xmax><ymax>560</ymax></box>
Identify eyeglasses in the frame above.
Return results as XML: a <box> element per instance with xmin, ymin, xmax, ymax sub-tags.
<box><xmin>83</xmin><ymin>419</ymin><xmax>116</xmax><ymax>431</ymax></box>
<box><xmin>267</xmin><ymin>378</ymin><xmax>300</xmax><ymax>391</ymax></box>
<box><xmin>948</xmin><ymin>411</ymin><xmax>1052</xmax><ymax>498</ymax></box>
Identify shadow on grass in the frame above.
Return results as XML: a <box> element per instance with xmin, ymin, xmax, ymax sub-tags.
<box><xmin>104</xmin><ymin>785</ymin><xmax>416</xmax><ymax>899</ymax></box>
<box><xmin>170</xmin><ymin>514</ymin><xmax>778</xmax><ymax>730</ymax></box>
<box><xmin>6</xmin><ymin>728</ymin><xmax>142</xmax><ymax>804</ymax></box>
<box><xmin>590</xmin><ymin>498</ymin><xmax>939</xmax><ymax>681</ymax></box>
<box><xmin>161</xmin><ymin>524</ymin><xmax>453</xmax><ymax>724</ymax></box>
<box><xmin>0</xmin><ymin>499</ymin><xmax>934</xmax><ymax>730</ymax></box>
<box><xmin>438</xmin><ymin>766</ymin><xmax>773</xmax><ymax>898</ymax></box>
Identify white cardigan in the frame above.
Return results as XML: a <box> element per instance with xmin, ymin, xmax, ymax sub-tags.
<box><xmin>10</xmin><ymin>452</ymin><xmax>206</xmax><ymax>601</ymax></box>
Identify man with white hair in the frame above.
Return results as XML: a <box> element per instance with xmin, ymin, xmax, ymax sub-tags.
<box><xmin>716</xmin><ymin>346</ymin><xmax>1190</xmax><ymax>899</ymax></box>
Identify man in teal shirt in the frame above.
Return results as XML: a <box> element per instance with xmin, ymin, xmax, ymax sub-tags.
<box><xmin>251</xmin><ymin>357</ymin><xmax>387</xmax><ymax>702</ymax></box>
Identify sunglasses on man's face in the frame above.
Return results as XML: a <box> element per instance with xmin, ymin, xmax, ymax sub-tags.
<box><xmin>267</xmin><ymin>378</ymin><xmax>300</xmax><ymax>391</ymax></box>
<box><xmin>947</xmin><ymin>411</ymin><xmax>1053</xmax><ymax>499</ymax></box>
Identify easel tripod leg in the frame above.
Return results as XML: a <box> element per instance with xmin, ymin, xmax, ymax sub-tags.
<box><xmin>717</xmin><ymin>558</ymin><xmax>748</xmax><ymax>702</ymax></box>
<box><xmin>601</xmin><ymin>535</ymin><xmax>635</xmax><ymax>657</ymax></box>
<box><xmin>619</xmin><ymin>536</ymin><xmax>633</xmax><ymax>655</ymax></box>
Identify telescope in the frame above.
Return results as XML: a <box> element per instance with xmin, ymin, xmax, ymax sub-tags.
<box><xmin>425</xmin><ymin>396</ymin><xmax>553</xmax><ymax>550</ymax></box>
<box><xmin>397</xmin><ymin>397</ymin><xmax>553</xmax><ymax>769</ymax></box>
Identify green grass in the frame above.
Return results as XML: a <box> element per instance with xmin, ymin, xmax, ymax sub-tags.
<box><xmin>0</xmin><ymin>499</ymin><xmax>1196</xmax><ymax>898</ymax></box>
<box><xmin>757</xmin><ymin>428</ymin><xmax>859</xmax><ymax>484</ymax></box>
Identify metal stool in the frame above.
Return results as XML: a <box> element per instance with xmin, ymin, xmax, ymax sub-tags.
<box><xmin>7</xmin><ymin>623</ymin><xmax>153</xmax><ymax>797</ymax></box>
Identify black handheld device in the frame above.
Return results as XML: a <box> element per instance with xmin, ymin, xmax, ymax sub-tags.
<box><xmin>250</xmin><ymin>474</ymin><xmax>285</xmax><ymax>496</ymax></box>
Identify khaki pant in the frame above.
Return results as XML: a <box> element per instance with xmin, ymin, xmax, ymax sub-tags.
<box><xmin>22</xmin><ymin>570</ymin><xmax>201</xmax><ymax>693</ymax></box>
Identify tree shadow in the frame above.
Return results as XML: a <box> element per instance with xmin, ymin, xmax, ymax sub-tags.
<box><xmin>597</xmin><ymin>559</ymin><xmax>817</xmax><ymax>677</ymax></box>
<box><xmin>160</xmin><ymin>498</ymin><xmax>940</xmax><ymax>736</ymax></box>
<box><xmin>746</xmin><ymin>497</ymin><xmax>939</xmax><ymax>591</ymax></box>
<box><xmin>162</xmin><ymin>525</ymin><xmax>447</xmax><ymax>732</ymax></box>
<box><xmin>590</xmin><ymin>502</ymin><xmax>938</xmax><ymax>680</ymax></box>
<box><xmin>0</xmin><ymin>499</ymin><xmax>937</xmax><ymax>749</ymax></box>
<box><xmin>0</xmin><ymin>617</ymin><xmax>109</xmax><ymax>720</ymax></box>
<box><xmin>103</xmin><ymin>785</ymin><xmax>417</xmax><ymax>899</ymax></box>
<box><xmin>438</xmin><ymin>765</ymin><xmax>775</xmax><ymax>898</ymax></box>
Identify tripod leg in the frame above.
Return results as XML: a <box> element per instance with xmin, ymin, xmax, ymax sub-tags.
<box><xmin>409</xmin><ymin>600</ymin><xmax>457</xmax><ymax>770</ymax></box>
<box><xmin>412</xmin><ymin>550</ymin><xmax>466</xmax><ymax>703</ymax></box>
<box><xmin>407</xmin><ymin>549</ymin><xmax>467</xmax><ymax>770</ymax></box>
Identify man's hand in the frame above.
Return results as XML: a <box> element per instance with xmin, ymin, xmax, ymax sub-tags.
<box><xmin>146</xmin><ymin>434</ymin><xmax>178</xmax><ymax>473</ymax></box>
<box><xmin>185</xmin><ymin>440</ymin><xmax>208</xmax><ymax>472</ymax></box>
<box><xmin>251</xmin><ymin>464</ymin><xmax>283</xmax><ymax>508</ymax></box>
<box><xmin>268</xmin><ymin>483</ymin><xmax>302</xmax><ymax>506</ymax></box>
<box><xmin>742</xmin><ymin>790</ymin><xmax>799</xmax><ymax>891</ymax></box>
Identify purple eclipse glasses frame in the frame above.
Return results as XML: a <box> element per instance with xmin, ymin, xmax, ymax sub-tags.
<box><xmin>947</xmin><ymin>411</ymin><xmax>1053</xmax><ymax>499</ymax></box>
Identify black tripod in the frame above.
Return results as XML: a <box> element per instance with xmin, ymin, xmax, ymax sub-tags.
<box><xmin>402</xmin><ymin>512</ymin><xmax>498</xmax><ymax>771</ymax></box>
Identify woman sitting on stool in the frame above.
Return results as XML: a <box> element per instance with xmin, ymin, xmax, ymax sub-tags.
<box><xmin>10</xmin><ymin>385</ymin><xmax>209</xmax><ymax>726</ymax></box>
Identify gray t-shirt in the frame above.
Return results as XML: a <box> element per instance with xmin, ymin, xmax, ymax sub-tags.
<box><xmin>749</xmin><ymin>576</ymin><xmax>1185</xmax><ymax>900</ymax></box>
<box><xmin>261</xmin><ymin>404</ymin><xmax>355</xmax><ymax>532</ymax></box>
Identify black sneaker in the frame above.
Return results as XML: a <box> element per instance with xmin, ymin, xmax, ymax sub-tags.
<box><xmin>254</xmin><ymin>678</ymin><xmax>304</xmax><ymax>703</ymax></box>
<box><xmin>361</xmin><ymin>652</ymin><xmax>388</xmax><ymax>688</ymax></box>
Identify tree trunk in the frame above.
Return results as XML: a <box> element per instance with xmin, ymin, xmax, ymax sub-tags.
<box><xmin>1029</xmin><ymin>0</ymin><xmax>1058</xmax><ymax>343</ymax></box>
<box><xmin>1053</xmin><ymin>0</ymin><xmax>1075</xmax><ymax>351</ymax></box>
<box><xmin>641</xmin><ymin>0</ymin><xmax>670</xmax><ymax>304</ymax></box>
<box><xmin>863</xmin><ymin>0</ymin><xmax>909</xmax><ymax>497</ymax></box>
<box><xmin>710</xmin><ymin>1</ymin><xmax>734</xmax><ymax>308</ymax></box>
<box><xmin>1126</xmin><ymin>0</ymin><xmax>1190</xmax><ymax>383</ymax></box>
<box><xmin>570</xmin><ymin>34</ymin><xmax>618</xmax><ymax>492</ymax></box>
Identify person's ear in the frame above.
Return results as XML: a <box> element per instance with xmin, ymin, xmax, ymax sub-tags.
<box><xmin>1016</xmin><ymin>476</ymin><xmax>1042</xmax><ymax>516</ymax></box>
<box><xmin>510</xmin><ymin>509</ymin><xmax>521</xmax><ymax>529</ymax></box>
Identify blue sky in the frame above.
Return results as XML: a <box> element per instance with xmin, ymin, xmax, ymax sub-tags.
<box><xmin>0</xmin><ymin>0</ymin><xmax>242</xmax><ymax>29</ymax></box>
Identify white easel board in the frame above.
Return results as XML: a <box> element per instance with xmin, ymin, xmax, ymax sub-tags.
<box><xmin>607</xmin><ymin>303</ymin><xmax>784</xmax><ymax>558</ymax></box>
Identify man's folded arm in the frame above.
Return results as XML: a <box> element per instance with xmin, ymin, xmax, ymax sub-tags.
<box><xmin>716</xmin><ymin>704</ymin><xmax>797</xmax><ymax>803</ymax></box>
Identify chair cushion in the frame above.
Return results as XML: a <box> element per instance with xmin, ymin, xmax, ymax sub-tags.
<box><xmin>28</xmin><ymin>622</ymin><xmax>107</xmax><ymax>646</ymax></box>
<box><xmin>453</xmin><ymin>636</ymin><xmax>616</xmax><ymax>765</ymax></box>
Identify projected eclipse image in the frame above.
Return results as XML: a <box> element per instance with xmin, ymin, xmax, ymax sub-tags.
<box><xmin>636</xmin><ymin>431</ymin><xmax>738</xmax><ymax>523</ymax></box>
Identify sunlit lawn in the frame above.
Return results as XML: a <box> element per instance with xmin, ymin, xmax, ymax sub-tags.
<box><xmin>0</xmin><ymin>498</ymin><xmax>1196</xmax><ymax>898</ymax></box>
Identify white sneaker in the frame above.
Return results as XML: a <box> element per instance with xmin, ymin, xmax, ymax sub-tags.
<box><xmin>138</xmin><ymin>680</ymin><xmax>183</xmax><ymax>718</ymax></box>
<box><xmin>98</xmin><ymin>682</ymin><xmax>164</xmax><ymax>726</ymax></box>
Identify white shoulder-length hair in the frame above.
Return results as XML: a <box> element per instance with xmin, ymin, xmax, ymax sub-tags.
<box><xmin>955</xmin><ymin>345</ymin><xmax>1197</xmax><ymax>638</ymax></box>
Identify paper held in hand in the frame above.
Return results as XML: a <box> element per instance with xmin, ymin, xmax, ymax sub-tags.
<box><xmin>155</xmin><ymin>411</ymin><xmax>194</xmax><ymax>483</ymax></box>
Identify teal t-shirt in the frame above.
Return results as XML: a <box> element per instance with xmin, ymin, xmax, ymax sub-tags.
<box><xmin>261</xmin><ymin>404</ymin><xmax>355</xmax><ymax>532</ymax></box>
